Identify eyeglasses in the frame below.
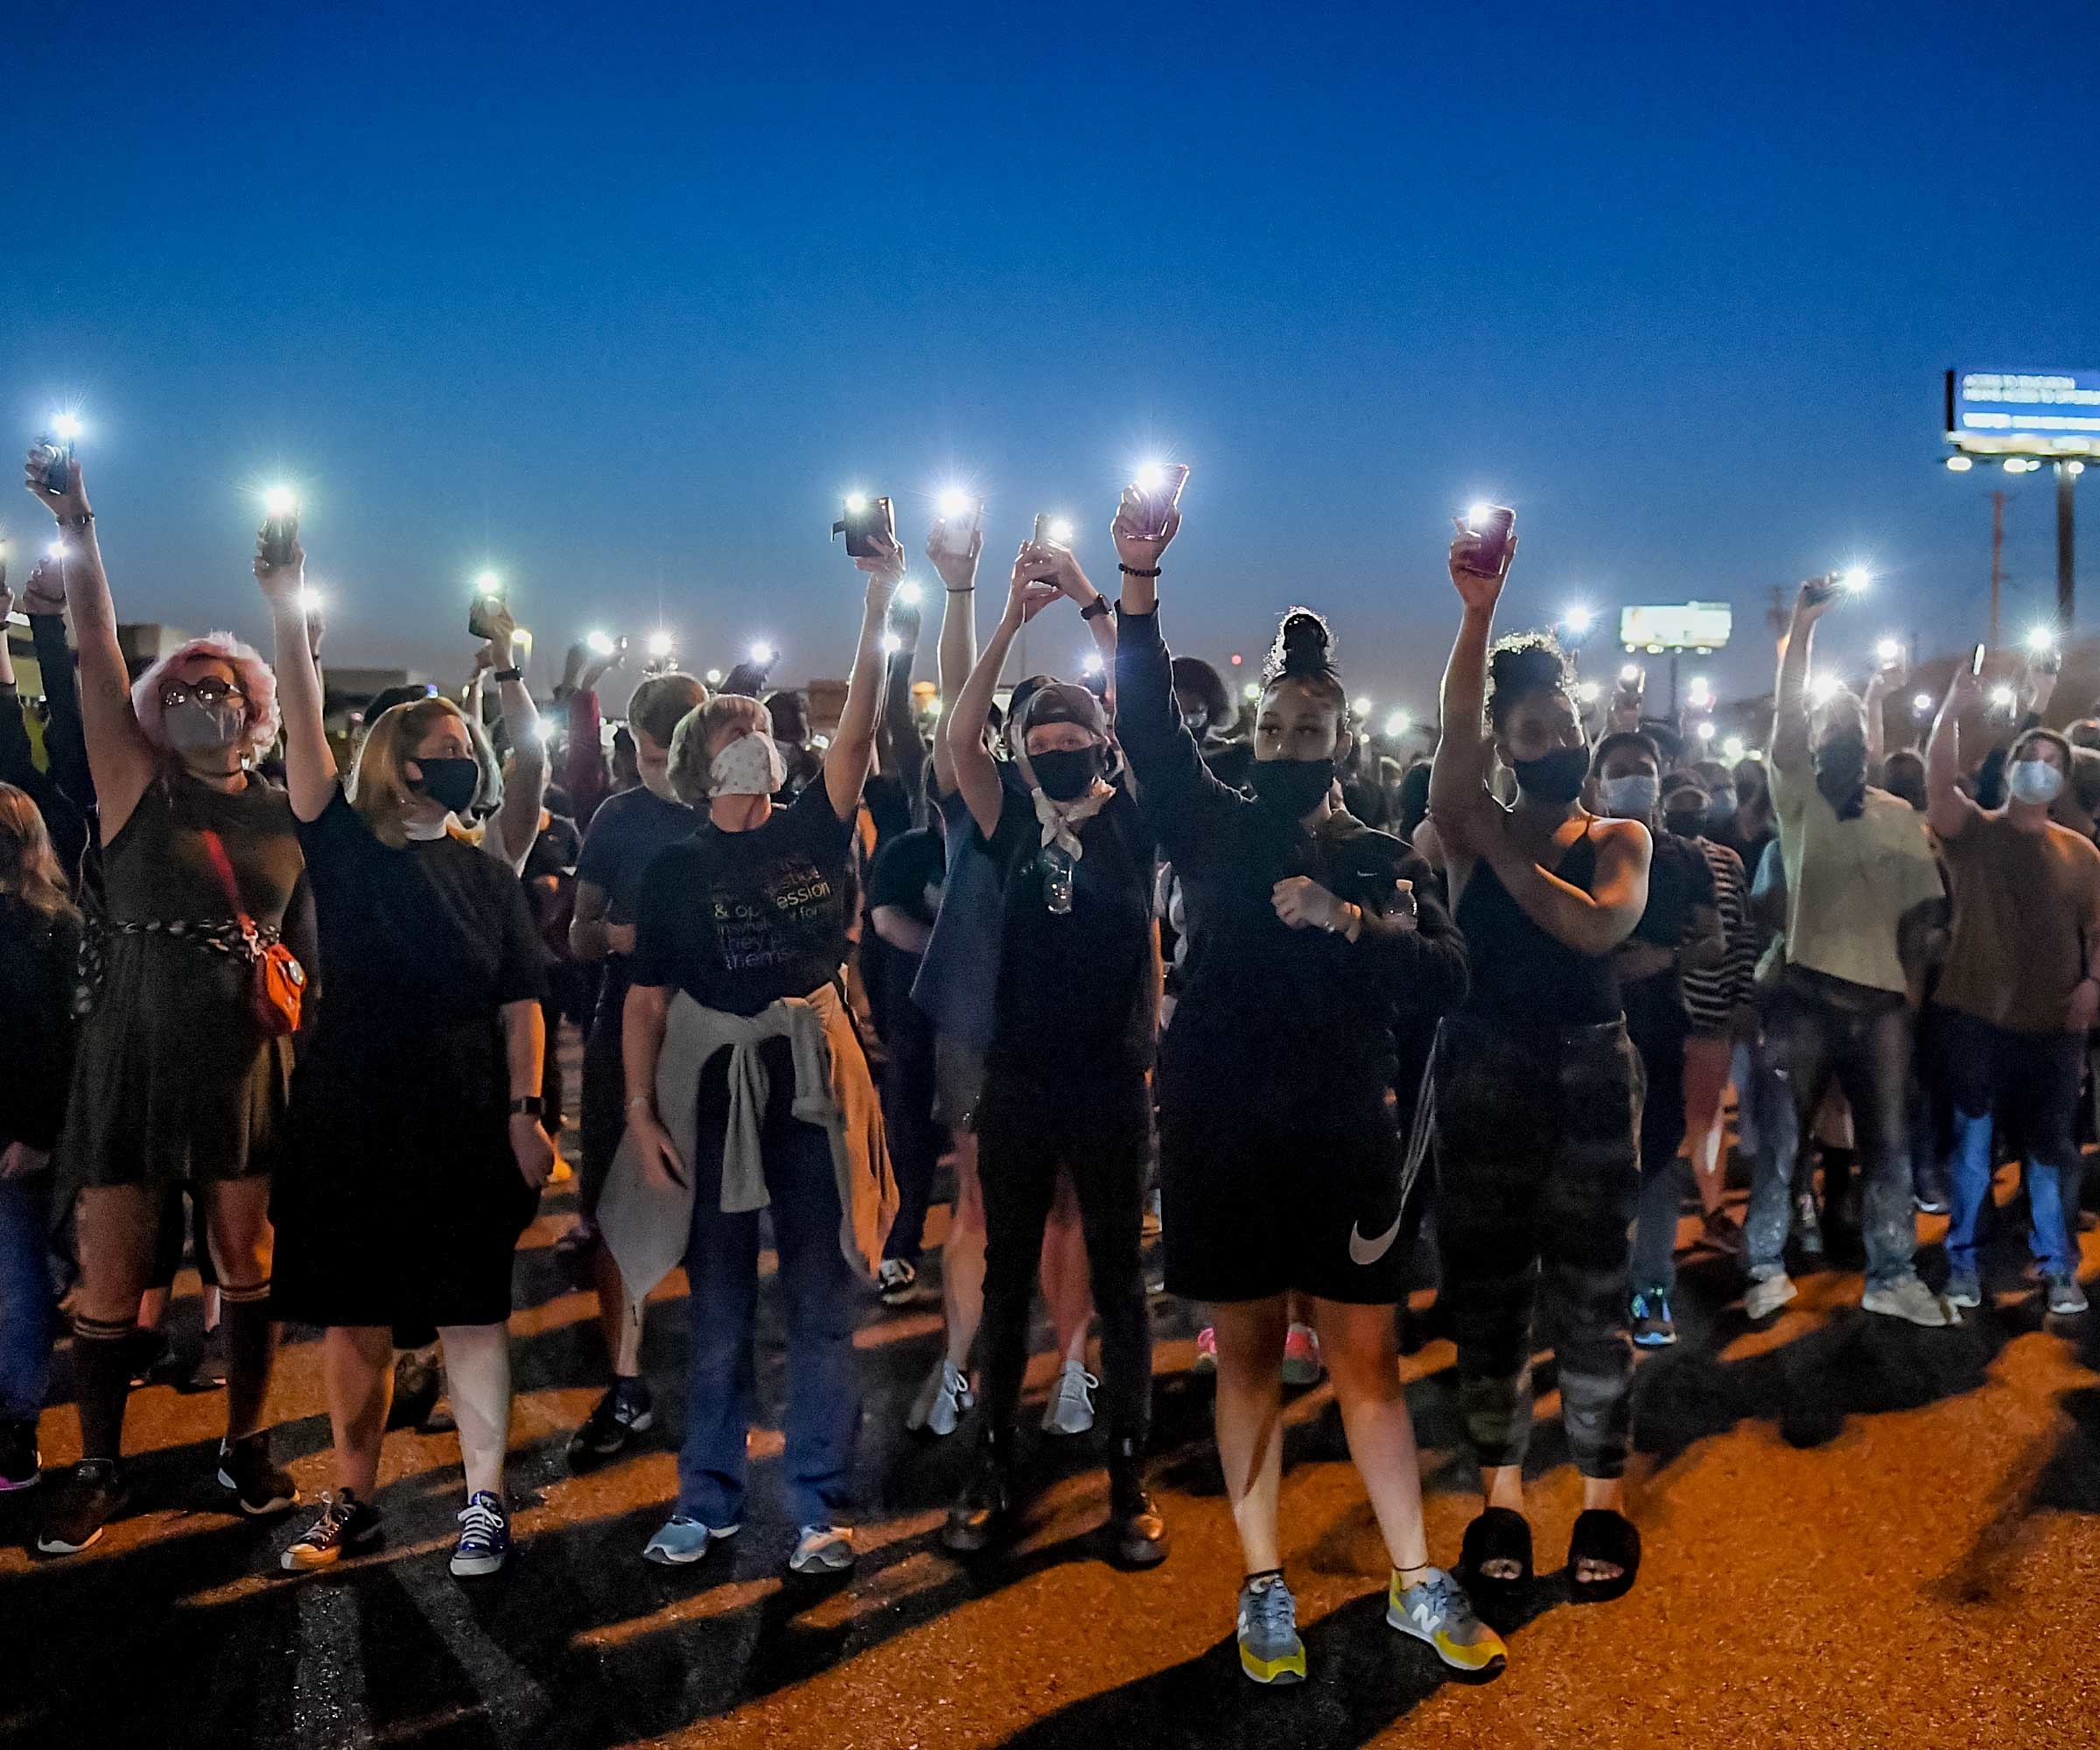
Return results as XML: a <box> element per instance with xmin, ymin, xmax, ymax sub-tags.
<box><xmin>162</xmin><ymin>678</ymin><xmax>248</xmax><ymax>709</ymax></box>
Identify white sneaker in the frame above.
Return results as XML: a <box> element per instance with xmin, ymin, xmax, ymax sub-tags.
<box><xmin>1042</xmin><ymin>1361</ymin><xmax>1098</xmax><ymax>1437</ymax></box>
<box><xmin>788</xmin><ymin>1524</ymin><xmax>855</xmax><ymax>1575</ymax></box>
<box><xmin>1744</xmin><ymin>1273</ymin><xmax>1797</xmax><ymax>1320</ymax></box>
<box><xmin>906</xmin><ymin>1359</ymin><xmax>974</xmax><ymax>1438</ymax></box>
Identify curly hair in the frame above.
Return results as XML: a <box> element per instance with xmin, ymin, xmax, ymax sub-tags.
<box><xmin>131</xmin><ymin>632</ymin><xmax>280</xmax><ymax>758</ymax></box>
<box><xmin>1484</xmin><ymin>632</ymin><xmax>1570</xmax><ymax>732</ymax></box>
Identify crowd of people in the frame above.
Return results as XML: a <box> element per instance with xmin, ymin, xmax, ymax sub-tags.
<box><xmin>1</xmin><ymin>441</ymin><xmax>2095</xmax><ymax>1690</ymax></box>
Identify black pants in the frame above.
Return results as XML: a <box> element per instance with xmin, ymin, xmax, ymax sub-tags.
<box><xmin>973</xmin><ymin>1067</ymin><xmax>1153</xmax><ymax>1450</ymax></box>
<box><xmin>578</xmin><ymin>960</ymin><xmax>634</xmax><ymax>1220</ymax></box>
<box><xmin>1434</xmin><ymin>1015</ymin><xmax>1643</xmax><ymax>1480</ymax></box>
<box><xmin>879</xmin><ymin>956</ymin><xmax>942</xmax><ymax>1264</ymax></box>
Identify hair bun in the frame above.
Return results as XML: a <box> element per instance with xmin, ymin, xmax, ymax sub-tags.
<box><xmin>1264</xmin><ymin>606</ymin><xmax>1336</xmax><ymax>683</ymax></box>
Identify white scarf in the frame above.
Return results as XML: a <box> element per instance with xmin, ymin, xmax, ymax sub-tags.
<box><xmin>1031</xmin><ymin>778</ymin><xmax>1116</xmax><ymax>861</ymax></box>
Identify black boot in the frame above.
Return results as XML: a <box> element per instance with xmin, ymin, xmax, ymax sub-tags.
<box><xmin>942</xmin><ymin>1427</ymin><xmax>1018</xmax><ymax>1554</ymax></box>
<box><xmin>1107</xmin><ymin>1438</ymin><xmax>1167</xmax><ymax>1569</ymax></box>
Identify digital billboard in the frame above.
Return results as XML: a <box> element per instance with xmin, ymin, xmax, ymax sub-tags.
<box><xmin>1620</xmin><ymin>603</ymin><xmax>1732</xmax><ymax>653</ymax></box>
<box><xmin>1946</xmin><ymin>369</ymin><xmax>2100</xmax><ymax>458</ymax></box>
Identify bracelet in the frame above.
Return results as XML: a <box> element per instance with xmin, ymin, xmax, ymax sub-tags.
<box><xmin>493</xmin><ymin>666</ymin><xmax>523</xmax><ymax>683</ymax></box>
<box><xmin>946</xmin><ymin>585</ymin><xmax>976</xmax><ymax>594</ymax></box>
<box><xmin>626</xmin><ymin>1094</ymin><xmax>653</xmax><ymax>1110</ymax></box>
<box><xmin>1117</xmin><ymin>564</ymin><xmax>1161</xmax><ymax>578</ymax></box>
<box><xmin>58</xmin><ymin>510</ymin><xmax>94</xmax><ymax>530</ymax></box>
<box><xmin>508</xmin><ymin>1095</ymin><xmax>545</xmax><ymax>1117</ymax></box>
<box><xmin>1081</xmin><ymin>594</ymin><xmax>1111</xmax><ymax>621</ymax></box>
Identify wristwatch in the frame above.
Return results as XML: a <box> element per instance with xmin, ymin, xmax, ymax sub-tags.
<box><xmin>1081</xmin><ymin>594</ymin><xmax>1111</xmax><ymax>621</ymax></box>
<box><xmin>508</xmin><ymin>1096</ymin><xmax>545</xmax><ymax>1117</ymax></box>
<box><xmin>493</xmin><ymin>666</ymin><xmax>524</xmax><ymax>684</ymax></box>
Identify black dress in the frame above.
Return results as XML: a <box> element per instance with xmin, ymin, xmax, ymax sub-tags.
<box><xmin>271</xmin><ymin>791</ymin><xmax>549</xmax><ymax>1329</ymax></box>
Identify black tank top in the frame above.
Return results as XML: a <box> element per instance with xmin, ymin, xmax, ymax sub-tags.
<box><xmin>1454</xmin><ymin>826</ymin><xmax>1621</xmax><ymax>1027</ymax></box>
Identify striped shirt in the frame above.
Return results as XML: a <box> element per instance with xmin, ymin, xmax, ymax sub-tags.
<box><xmin>1681</xmin><ymin>835</ymin><xmax>1756</xmax><ymax>1032</ymax></box>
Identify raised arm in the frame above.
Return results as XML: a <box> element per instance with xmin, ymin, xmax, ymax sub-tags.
<box><xmin>18</xmin><ymin>555</ymin><xmax>91</xmax><ymax>816</ymax></box>
<box><xmin>1927</xmin><ymin>663</ymin><xmax>1980</xmax><ymax>841</ymax></box>
<box><xmin>927</xmin><ymin>515</ymin><xmax>982</xmax><ymax>798</ymax></box>
<box><xmin>1770</xmin><ymin>578</ymin><xmax>1835</xmax><ymax>776</ymax></box>
<box><xmin>254</xmin><ymin>527</ymin><xmax>337</xmax><ymax>822</ymax></box>
<box><xmin>948</xmin><ymin>555</ymin><xmax>1060</xmax><ymax>839</ymax></box>
<box><xmin>563</xmin><ymin>641</ymin><xmax>620</xmax><ymax>825</ymax></box>
<box><xmin>21</xmin><ymin>451</ymin><xmax>158</xmax><ymax>838</ymax></box>
<box><xmin>823</xmin><ymin>531</ymin><xmax>904</xmax><ymax>822</ymax></box>
<box><xmin>1427</xmin><ymin>523</ymin><xmax>1514</xmax><ymax>859</ymax></box>
<box><xmin>480</xmin><ymin>604</ymin><xmax>546</xmax><ymax>868</ymax></box>
<box><xmin>879</xmin><ymin>590</ymin><xmax>927</xmax><ymax>823</ymax></box>
<box><xmin>1480</xmin><ymin>815</ymin><xmax>1653</xmax><ymax>956</ymax></box>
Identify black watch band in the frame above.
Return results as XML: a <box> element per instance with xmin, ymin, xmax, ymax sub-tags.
<box><xmin>493</xmin><ymin>666</ymin><xmax>523</xmax><ymax>684</ymax></box>
<box><xmin>1081</xmin><ymin>594</ymin><xmax>1111</xmax><ymax>620</ymax></box>
<box><xmin>1117</xmin><ymin>564</ymin><xmax>1161</xmax><ymax>579</ymax></box>
<box><xmin>508</xmin><ymin>1096</ymin><xmax>545</xmax><ymax>1117</ymax></box>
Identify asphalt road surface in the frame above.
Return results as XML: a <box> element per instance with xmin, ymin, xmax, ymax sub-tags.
<box><xmin>4</xmin><ymin>1072</ymin><xmax>2097</xmax><ymax>1750</ymax></box>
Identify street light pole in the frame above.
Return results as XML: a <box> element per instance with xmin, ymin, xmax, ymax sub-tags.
<box><xmin>1990</xmin><ymin>488</ymin><xmax>2006</xmax><ymax>648</ymax></box>
<box><xmin>2059</xmin><ymin>462</ymin><xmax>2078</xmax><ymax>631</ymax></box>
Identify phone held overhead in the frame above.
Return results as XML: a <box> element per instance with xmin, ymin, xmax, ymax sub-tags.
<box><xmin>1126</xmin><ymin>462</ymin><xmax>1190</xmax><ymax>541</ymax></box>
<box><xmin>259</xmin><ymin>486</ymin><xmax>300</xmax><ymax>568</ymax></box>
<box><xmin>39</xmin><ymin>411</ymin><xmax>80</xmax><ymax>494</ymax></box>
<box><xmin>834</xmin><ymin>494</ymin><xmax>896</xmax><ymax>559</ymax></box>
<box><xmin>469</xmin><ymin>570</ymin><xmax>506</xmax><ymax>640</ymax></box>
<box><xmin>1463</xmin><ymin>501</ymin><xmax>1516</xmax><ymax>575</ymax></box>
<box><xmin>1032</xmin><ymin>513</ymin><xmax>1074</xmax><ymax>551</ymax></box>
<box><xmin>934</xmin><ymin>488</ymin><xmax>983</xmax><ymax>560</ymax></box>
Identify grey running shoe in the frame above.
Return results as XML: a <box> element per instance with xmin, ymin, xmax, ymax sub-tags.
<box><xmin>1236</xmin><ymin>1572</ymin><xmax>1306</xmax><ymax>1684</ymax></box>
<box><xmin>788</xmin><ymin>1524</ymin><xmax>855</xmax><ymax>1575</ymax></box>
<box><xmin>2045</xmin><ymin>1274</ymin><xmax>2090</xmax><ymax>1316</ymax></box>
<box><xmin>642</xmin><ymin>1516</ymin><xmax>739</xmax><ymax>1565</ymax></box>
<box><xmin>1943</xmin><ymin>1269</ymin><xmax>1984</xmax><ymax>1310</ymax></box>
<box><xmin>1387</xmin><ymin>1567</ymin><xmax>1508</xmax><ymax>1674</ymax></box>
<box><xmin>1862</xmin><ymin>1274</ymin><xmax>1953</xmax><ymax>1327</ymax></box>
<box><xmin>1744</xmin><ymin>1273</ymin><xmax>1797</xmax><ymax>1320</ymax></box>
<box><xmin>1042</xmin><ymin>1362</ymin><xmax>1097</xmax><ymax>1437</ymax></box>
<box><xmin>906</xmin><ymin>1359</ymin><xmax>974</xmax><ymax>1438</ymax></box>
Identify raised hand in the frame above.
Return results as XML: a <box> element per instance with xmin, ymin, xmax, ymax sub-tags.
<box><xmin>926</xmin><ymin>519</ymin><xmax>982</xmax><ymax>594</ymax></box>
<box><xmin>1004</xmin><ymin>548</ymin><xmax>1064</xmax><ymax>627</ymax></box>
<box><xmin>1448</xmin><ymin>520</ymin><xmax>1514</xmax><ymax>614</ymax></box>
<box><xmin>253</xmin><ymin>529</ymin><xmax>306</xmax><ymax>606</ymax></box>
<box><xmin>20</xmin><ymin>551</ymin><xmax>64</xmax><ymax>616</ymax></box>
<box><xmin>480</xmin><ymin>598</ymin><xmax>518</xmax><ymax>669</ymax></box>
<box><xmin>1112</xmin><ymin>486</ymin><xmax>1180</xmax><ymax>575</ymax></box>
<box><xmin>1016</xmin><ymin>539</ymin><xmax>1097</xmax><ymax>607</ymax></box>
<box><xmin>23</xmin><ymin>447</ymin><xmax>91</xmax><ymax>524</ymax></box>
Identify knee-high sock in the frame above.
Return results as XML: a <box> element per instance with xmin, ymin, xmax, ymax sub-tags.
<box><xmin>72</xmin><ymin>1314</ymin><xmax>136</xmax><ymax>1463</ymax></box>
<box><xmin>438</xmin><ymin>1324</ymin><xmax>512</xmax><ymax>1500</ymax></box>
<box><xmin>217</xmin><ymin>1282</ymin><xmax>276</xmax><ymax>1443</ymax></box>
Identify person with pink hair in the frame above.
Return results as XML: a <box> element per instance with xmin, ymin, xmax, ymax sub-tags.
<box><xmin>22</xmin><ymin>448</ymin><xmax>305</xmax><ymax>1558</ymax></box>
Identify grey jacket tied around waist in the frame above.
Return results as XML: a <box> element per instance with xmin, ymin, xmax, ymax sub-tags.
<box><xmin>598</xmin><ymin>982</ymin><xmax>897</xmax><ymax>1307</ymax></box>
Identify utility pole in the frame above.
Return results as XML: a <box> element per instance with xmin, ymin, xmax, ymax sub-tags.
<box><xmin>2058</xmin><ymin>462</ymin><xmax>2078</xmax><ymax>631</ymax></box>
<box><xmin>1989</xmin><ymin>488</ymin><xmax>2006</xmax><ymax>647</ymax></box>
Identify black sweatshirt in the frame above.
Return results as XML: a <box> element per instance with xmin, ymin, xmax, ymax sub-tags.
<box><xmin>1114</xmin><ymin>606</ymin><xmax>1468</xmax><ymax>1121</ymax></box>
<box><xmin>0</xmin><ymin>893</ymin><xmax>80</xmax><ymax>1152</ymax></box>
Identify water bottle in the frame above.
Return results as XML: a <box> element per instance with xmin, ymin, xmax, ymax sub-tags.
<box><xmin>1041</xmin><ymin>844</ymin><xmax>1074</xmax><ymax>915</ymax></box>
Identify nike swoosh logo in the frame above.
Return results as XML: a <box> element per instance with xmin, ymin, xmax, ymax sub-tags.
<box><xmin>1348</xmin><ymin>1207</ymin><xmax>1404</xmax><ymax>1266</ymax></box>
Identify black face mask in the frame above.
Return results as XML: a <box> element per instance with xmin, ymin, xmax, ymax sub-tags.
<box><xmin>1250</xmin><ymin>755</ymin><xmax>1336</xmax><ymax>817</ymax></box>
<box><xmin>1512</xmin><ymin>745</ymin><xmax>1590</xmax><ymax>805</ymax></box>
<box><xmin>1664</xmin><ymin>809</ymin><xmax>1704</xmax><ymax>840</ymax></box>
<box><xmin>1030</xmin><ymin>746</ymin><xmax>1102</xmax><ymax>802</ymax></box>
<box><xmin>1814</xmin><ymin>734</ymin><xmax>1867</xmax><ymax>818</ymax></box>
<box><xmin>410</xmin><ymin>756</ymin><xmax>481</xmax><ymax>816</ymax></box>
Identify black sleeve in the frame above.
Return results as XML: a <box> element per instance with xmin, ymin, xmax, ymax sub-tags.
<box><xmin>789</xmin><ymin>771</ymin><xmax>858</xmax><ymax>865</ymax></box>
<box><xmin>1111</xmin><ymin>606</ymin><xmax>1246</xmax><ymax>861</ymax></box>
<box><xmin>0</xmin><ymin>907</ymin><xmax>80</xmax><ymax>1152</ymax></box>
<box><xmin>493</xmin><ymin>868</ymin><xmax>551</xmax><ymax>1007</ymax></box>
<box><xmin>629</xmin><ymin>844</ymin><xmax>690</xmax><ymax>990</ymax></box>
<box><xmin>1360</xmin><ymin>842</ymin><xmax>1469</xmax><ymax>1018</ymax></box>
<box><xmin>29</xmin><ymin>613</ymin><xmax>94</xmax><ymax>815</ymax></box>
<box><xmin>868</xmin><ymin>830</ymin><xmax>930</xmax><ymax>914</ymax></box>
<box><xmin>0</xmin><ymin>686</ymin><xmax>31</xmax><ymax>790</ymax></box>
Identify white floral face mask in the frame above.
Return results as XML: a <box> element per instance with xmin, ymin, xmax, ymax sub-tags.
<box><xmin>709</xmin><ymin>731</ymin><xmax>788</xmax><ymax>799</ymax></box>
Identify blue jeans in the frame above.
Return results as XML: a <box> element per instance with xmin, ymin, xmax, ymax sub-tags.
<box><xmin>1931</xmin><ymin>1008</ymin><xmax>2083</xmax><ymax>1279</ymax></box>
<box><xmin>676</xmin><ymin>1115</ymin><xmax>862</xmax><ymax>1532</ymax></box>
<box><xmin>0</xmin><ymin>1172</ymin><xmax>56</xmax><ymax>1423</ymax></box>
<box><xmin>1739</xmin><ymin>1030</ymin><xmax>1802</xmax><ymax>1280</ymax></box>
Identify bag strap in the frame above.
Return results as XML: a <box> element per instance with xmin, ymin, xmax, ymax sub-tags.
<box><xmin>197</xmin><ymin>829</ymin><xmax>258</xmax><ymax>938</ymax></box>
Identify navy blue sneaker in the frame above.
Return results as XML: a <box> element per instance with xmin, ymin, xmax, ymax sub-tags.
<box><xmin>1630</xmin><ymin>1291</ymin><xmax>1677</xmax><ymax>1348</ymax></box>
<box><xmin>450</xmin><ymin>1491</ymin><xmax>510</xmax><ymax>1577</ymax></box>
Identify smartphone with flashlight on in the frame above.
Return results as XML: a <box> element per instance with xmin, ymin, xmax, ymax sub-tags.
<box><xmin>1465</xmin><ymin>503</ymin><xmax>1516</xmax><ymax>576</ymax></box>
<box><xmin>833</xmin><ymin>494</ymin><xmax>896</xmax><ymax>560</ymax></box>
<box><xmin>259</xmin><ymin>493</ymin><xmax>300</xmax><ymax>570</ymax></box>
<box><xmin>1126</xmin><ymin>465</ymin><xmax>1190</xmax><ymax>541</ymax></box>
<box><xmin>1032</xmin><ymin>513</ymin><xmax>1074</xmax><ymax>552</ymax></box>
<box><xmin>39</xmin><ymin>436</ymin><xmax>73</xmax><ymax>496</ymax></box>
<box><xmin>468</xmin><ymin>578</ymin><xmax>507</xmax><ymax>642</ymax></box>
<box><xmin>934</xmin><ymin>494</ymin><xmax>984</xmax><ymax>561</ymax></box>
<box><xmin>1802</xmin><ymin>573</ymin><xmax>1846</xmax><ymax>610</ymax></box>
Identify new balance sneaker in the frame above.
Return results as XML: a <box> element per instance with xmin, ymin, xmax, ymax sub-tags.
<box><xmin>450</xmin><ymin>1491</ymin><xmax>510</xmax><ymax>1578</ymax></box>
<box><xmin>788</xmin><ymin>1524</ymin><xmax>856</xmax><ymax>1575</ymax></box>
<box><xmin>642</xmin><ymin>1515</ymin><xmax>740</xmax><ymax>1565</ymax></box>
<box><xmin>1744</xmin><ymin>1272</ymin><xmax>1798</xmax><ymax>1321</ymax></box>
<box><xmin>0</xmin><ymin>1419</ymin><xmax>40</xmax><ymax>1492</ymax></box>
<box><xmin>565</xmin><ymin>1377</ymin><xmax>654</xmax><ymax>1471</ymax></box>
<box><xmin>1943</xmin><ymin>1268</ymin><xmax>1984</xmax><ymax>1310</ymax></box>
<box><xmin>1236</xmin><ymin>1571</ymin><xmax>1306</xmax><ymax>1685</ymax></box>
<box><xmin>36</xmin><ymin>1459</ymin><xmax>127</xmax><ymax>1555</ymax></box>
<box><xmin>1629</xmin><ymin>1291</ymin><xmax>1677</xmax><ymax>1349</ymax></box>
<box><xmin>1388</xmin><ymin>1567</ymin><xmax>1508</xmax><ymax>1674</ymax></box>
<box><xmin>2046</xmin><ymin>1274</ymin><xmax>2090</xmax><ymax>1316</ymax></box>
<box><xmin>1042</xmin><ymin>1361</ymin><xmax>1097</xmax><ymax>1436</ymax></box>
<box><xmin>1280</xmin><ymin>1323</ymin><xmax>1325</xmax><ymax>1386</ymax></box>
<box><xmin>281</xmin><ymin>1490</ymin><xmax>382</xmax><ymax>1572</ymax></box>
<box><xmin>1192</xmin><ymin>1326</ymin><xmax>1218</xmax><ymax>1375</ymax></box>
<box><xmin>1862</xmin><ymin>1274</ymin><xmax>1953</xmax><ymax>1327</ymax></box>
<box><xmin>217</xmin><ymin>1433</ymin><xmax>298</xmax><ymax>1516</ymax></box>
<box><xmin>877</xmin><ymin>1258</ymin><xmax>919</xmax><ymax>1306</ymax></box>
<box><xmin>906</xmin><ymin>1359</ymin><xmax>974</xmax><ymax>1438</ymax></box>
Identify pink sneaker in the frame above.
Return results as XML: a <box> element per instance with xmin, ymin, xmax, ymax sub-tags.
<box><xmin>1280</xmin><ymin>1323</ymin><xmax>1324</xmax><ymax>1387</ymax></box>
<box><xmin>1193</xmin><ymin>1326</ymin><xmax>1218</xmax><ymax>1374</ymax></box>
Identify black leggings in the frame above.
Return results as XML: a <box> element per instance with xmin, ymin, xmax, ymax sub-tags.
<box><xmin>1433</xmin><ymin>1015</ymin><xmax>1643</xmax><ymax>1480</ymax></box>
<box><xmin>973</xmin><ymin>1068</ymin><xmax>1153</xmax><ymax>1450</ymax></box>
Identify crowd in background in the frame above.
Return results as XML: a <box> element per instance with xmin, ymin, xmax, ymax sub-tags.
<box><xmin>2</xmin><ymin>440</ymin><xmax>2095</xmax><ymax>1692</ymax></box>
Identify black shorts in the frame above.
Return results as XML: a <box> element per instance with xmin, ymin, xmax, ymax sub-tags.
<box><xmin>1158</xmin><ymin>1083</ymin><xmax>1411</xmax><ymax>1306</ymax></box>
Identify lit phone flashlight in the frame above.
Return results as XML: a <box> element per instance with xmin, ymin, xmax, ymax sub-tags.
<box><xmin>934</xmin><ymin>489</ymin><xmax>983</xmax><ymax>560</ymax></box>
<box><xmin>468</xmin><ymin>570</ymin><xmax>506</xmax><ymax>641</ymax></box>
<box><xmin>833</xmin><ymin>494</ymin><xmax>896</xmax><ymax>560</ymax></box>
<box><xmin>260</xmin><ymin>486</ymin><xmax>299</xmax><ymax>568</ymax></box>
<box><xmin>40</xmin><ymin>415</ymin><xmax>80</xmax><ymax>494</ymax></box>
<box><xmin>1033</xmin><ymin>514</ymin><xmax>1074</xmax><ymax>550</ymax></box>
<box><xmin>1464</xmin><ymin>502</ymin><xmax>1516</xmax><ymax>574</ymax></box>
<box><xmin>1127</xmin><ymin>463</ymin><xmax>1190</xmax><ymax>541</ymax></box>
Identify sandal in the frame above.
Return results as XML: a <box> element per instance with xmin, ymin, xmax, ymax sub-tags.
<box><xmin>1566</xmin><ymin>1508</ymin><xmax>1642</xmax><ymax>1603</ymax></box>
<box><xmin>1458</xmin><ymin>1506</ymin><xmax>1533</xmax><ymax>1600</ymax></box>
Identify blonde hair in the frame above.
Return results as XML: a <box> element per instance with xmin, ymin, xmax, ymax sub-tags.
<box><xmin>347</xmin><ymin>696</ymin><xmax>498</xmax><ymax>847</ymax></box>
<box><xmin>668</xmin><ymin>695</ymin><xmax>771</xmax><ymax>805</ymax></box>
<box><xmin>0</xmin><ymin>783</ymin><xmax>76</xmax><ymax>922</ymax></box>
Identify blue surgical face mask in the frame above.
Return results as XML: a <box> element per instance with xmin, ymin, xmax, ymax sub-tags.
<box><xmin>1599</xmin><ymin>773</ymin><xmax>1659</xmax><ymax>819</ymax></box>
<box><xmin>2009</xmin><ymin>758</ymin><xmax>2065</xmax><ymax>806</ymax></box>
